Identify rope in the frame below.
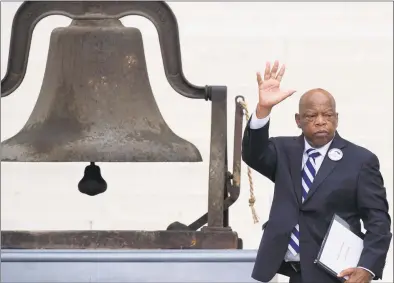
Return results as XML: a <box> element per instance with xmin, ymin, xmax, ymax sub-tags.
<box><xmin>238</xmin><ymin>100</ymin><xmax>259</xmax><ymax>224</ymax></box>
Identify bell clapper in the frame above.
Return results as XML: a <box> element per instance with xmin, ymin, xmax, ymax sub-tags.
<box><xmin>78</xmin><ymin>162</ymin><xmax>107</xmax><ymax>196</ymax></box>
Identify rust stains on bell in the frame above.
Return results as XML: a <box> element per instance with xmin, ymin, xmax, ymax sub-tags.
<box><xmin>1</xmin><ymin>17</ymin><xmax>202</xmax><ymax>195</ymax></box>
<box><xmin>1</xmin><ymin>1</ymin><xmax>244</xmax><ymax>249</ymax></box>
<box><xmin>2</xmin><ymin>18</ymin><xmax>202</xmax><ymax>163</ymax></box>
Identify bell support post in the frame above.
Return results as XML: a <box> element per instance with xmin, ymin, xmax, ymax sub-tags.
<box><xmin>171</xmin><ymin>95</ymin><xmax>248</xmax><ymax>231</ymax></box>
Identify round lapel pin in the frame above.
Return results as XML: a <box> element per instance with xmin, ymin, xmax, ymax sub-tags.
<box><xmin>328</xmin><ymin>148</ymin><xmax>343</xmax><ymax>161</ymax></box>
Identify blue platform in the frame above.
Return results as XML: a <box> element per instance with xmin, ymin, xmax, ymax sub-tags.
<box><xmin>1</xmin><ymin>249</ymin><xmax>264</xmax><ymax>282</ymax></box>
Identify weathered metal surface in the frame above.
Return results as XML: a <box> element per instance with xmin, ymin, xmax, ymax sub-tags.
<box><xmin>206</xmin><ymin>86</ymin><xmax>227</xmax><ymax>229</ymax></box>
<box><xmin>169</xmin><ymin>96</ymin><xmax>245</xmax><ymax>231</ymax></box>
<box><xmin>1</xmin><ymin>231</ymin><xmax>239</xmax><ymax>250</ymax></box>
<box><xmin>1</xmin><ymin>1</ymin><xmax>244</xmax><ymax>248</ymax></box>
<box><xmin>1</xmin><ymin>250</ymin><xmax>261</xmax><ymax>283</ymax></box>
<box><xmin>231</xmin><ymin>96</ymin><xmax>245</xmax><ymax>197</ymax></box>
<box><xmin>1</xmin><ymin>18</ymin><xmax>202</xmax><ymax>163</ymax></box>
<box><xmin>1</xmin><ymin>1</ymin><xmax>206</xmax><ymax>99</ymax></box>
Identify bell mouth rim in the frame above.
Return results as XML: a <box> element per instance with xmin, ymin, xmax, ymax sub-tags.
<box><xmin>1</xmin><ymin>132</ymin><xmax>203</xmax><ymax>163</ymax></box>
<box><xmin>1</xmin><ymin>148</ymin><xmax>203</xmax><ymax>163</ymax></box>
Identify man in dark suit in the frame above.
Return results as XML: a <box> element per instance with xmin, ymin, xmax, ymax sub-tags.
<box><xmin>242</xmin><ymin>60</ymin><xmax>392</xmax><ymax>283</ymax></box>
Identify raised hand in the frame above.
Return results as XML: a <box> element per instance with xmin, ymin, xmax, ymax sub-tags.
<box><xmin>257</xmin><ymin>61</ymin><xmax>296</xmax><ymax>112</ymax></box>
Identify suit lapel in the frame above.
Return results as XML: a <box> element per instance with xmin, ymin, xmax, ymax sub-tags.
<box><xmin>302</xmin><ymin>132</ymin><xmax>347</xmax><ymax>205</ymax></box>
<box><xmin>288</xmin><ymin>135</ymin><xmax>305</xmax><ymax>205</ymax></box>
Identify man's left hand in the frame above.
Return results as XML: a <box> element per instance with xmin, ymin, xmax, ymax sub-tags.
<box><xmin>338</xmin><ymin>267</ymin><xmax>373</xmax><ymax>283</ymax></box>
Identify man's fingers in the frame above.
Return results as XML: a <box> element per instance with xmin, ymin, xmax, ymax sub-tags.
<box><xmin>338</xmin><ymin>268</ymin><xmax>356</xmax><ymax>277</ymax></box>
<box><xmin>276</xmin><ymin>90</ymin><xmax>296</xmax><ymax>104</ymax></box>
<box><xmin>280</xmin><ymin>90</ymin><xmax>296</xmax><ymax>102</ymax></box>
<box><xmin>276</xmin><ymin>64</ymin><xmax>286</xmax><ymax>82</ymax></box>
<box><xmin>264</xmin><ymin>62</ymin><xmax>271</xmax><ymax>80</ymax></box>
<box><xmin>256</xmin><ymin>72</ymin><xmax>263</xmax><ymax>86</ymax></box>
<box><xmin>286</xmin><ymin>90</ymin><xmax>297</xmax><ymax>97</ymax></box>
<box><xmin>270</xmin><ymin>60</ymin><xmax>279</xmax><ymax>78</ymax></box>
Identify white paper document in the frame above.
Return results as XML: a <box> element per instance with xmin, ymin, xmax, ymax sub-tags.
<box><xmin>316</xmin><ymin>215</ymin><xmax>364</xmax><ymax>276</ymax></box>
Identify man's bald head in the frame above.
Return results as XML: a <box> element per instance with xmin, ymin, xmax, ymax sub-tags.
<box><xmin>295</xmin><ymin>88</ymin><xmax>338</xmax><ymax>148</ymax></box>
<box><xmin>299</xmin><ymin>88</ymin><xmax>336</xmax><ymax>114</ymax></box>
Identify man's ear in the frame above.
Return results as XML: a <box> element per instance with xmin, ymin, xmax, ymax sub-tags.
<box><xmin>295</xmin><ymin>113</ymin><xmax>301</xmax><ymax>128</ymax></box>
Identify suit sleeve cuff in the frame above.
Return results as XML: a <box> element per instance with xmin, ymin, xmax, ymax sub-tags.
<box><xmin>357</xmin><ymin>266</ymin><xmax>375</xmax><ymax>278</ymax></box>
<box><xmin>249</xmin><ymin>110</ymin><xmax>270</xmax><ymax>129</ymax></box>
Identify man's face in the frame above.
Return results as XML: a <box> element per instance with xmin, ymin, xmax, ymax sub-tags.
<box><xmin>295</xmin><ymin>92</ymin><xmax>338</xmax><ymax>148</ymax></box>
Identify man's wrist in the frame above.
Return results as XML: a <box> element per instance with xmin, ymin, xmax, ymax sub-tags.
<box><xmin>357</xmin><ymin>266</ymin><xmax>374</xmax><ymax>279</ymax></box>
<box><xmin>256</xmin><ymin>104</ymin><xmax>272</xmax><ymax>119</ymax></box>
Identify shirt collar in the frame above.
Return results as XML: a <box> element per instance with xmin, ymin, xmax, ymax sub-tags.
<box><xmin>304</xmin><ymin>137</ymin><xmax>333</xmax><ymax>157</ymax></box>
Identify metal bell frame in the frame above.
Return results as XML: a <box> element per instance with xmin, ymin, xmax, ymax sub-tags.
<box><xmin>1</xmin><ymin>1</ymin><xmax>249</xmax><ymax>250</ymax></box>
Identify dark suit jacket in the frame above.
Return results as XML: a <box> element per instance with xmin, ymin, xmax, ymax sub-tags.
<box><xmin>242</xmin><ymin>119</ymin><xmax>392</xmax><ymax>283</ymax></box>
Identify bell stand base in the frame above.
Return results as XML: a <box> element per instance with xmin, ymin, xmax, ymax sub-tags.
<box><xmin>0</xmin><ymin>230</ymin><xmax>239</xmax><ymax>250</ymax></box>
<box><xmin>201</xmin><ymin>226</ymin><xmax>233</xmax><ymax>232</ymax></box>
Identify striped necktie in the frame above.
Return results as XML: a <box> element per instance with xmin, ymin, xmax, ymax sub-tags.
<box><xmin>288</xmin><ymin>148</ymin><xmax>321</xmax><ymax>256</ymax></box>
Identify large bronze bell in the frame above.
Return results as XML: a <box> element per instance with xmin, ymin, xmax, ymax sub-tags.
<box><xmin>1</xmin><ymin>1</ymin><xmax>246</xmax><ymax>250</ymax></box>
<box><xmin>1</xmin><ymin>19</ymin><xmax>201</xmax><ymax>163</ymax></box>
<box><xmin>1</xmin><ymin>3</ymin><xmax>205</xmax><ymax>196</ymax></box>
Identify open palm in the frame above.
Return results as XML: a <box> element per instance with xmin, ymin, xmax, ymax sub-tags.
<box><xmin>257</xmin><ymin>61</ymin><xmax>296</xmax><ymax>109</ymax></box>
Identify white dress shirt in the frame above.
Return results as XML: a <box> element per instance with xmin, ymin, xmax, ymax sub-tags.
<box><xmin>249</xmin><ymin>110</ymin><xmax>374</xmax><ymax>277</ymax></box>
